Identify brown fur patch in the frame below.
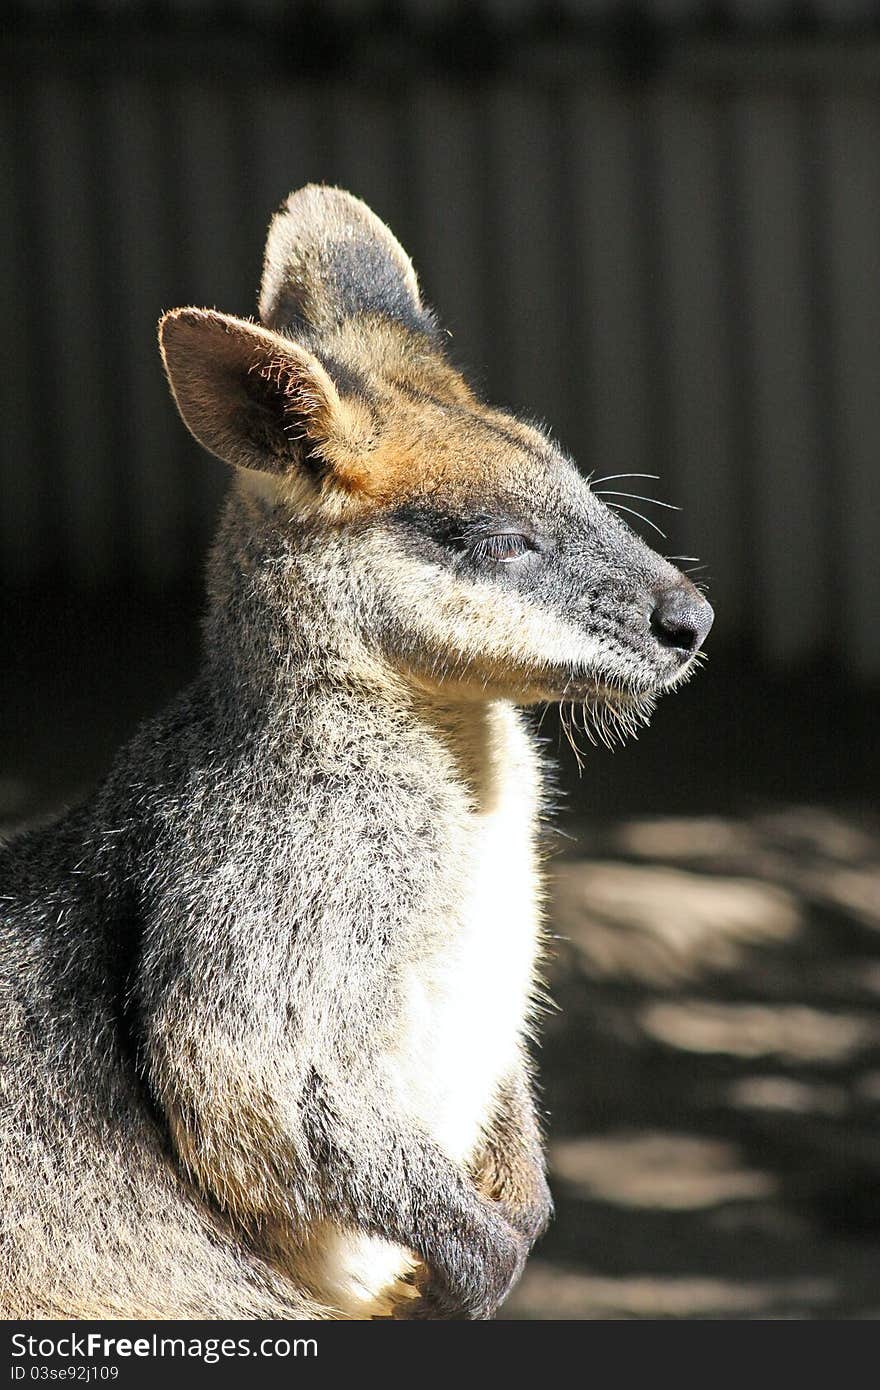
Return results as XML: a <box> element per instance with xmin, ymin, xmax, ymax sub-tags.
<box><xmin>306</xmin><ymin>318</ymin><xmax>549</xmax><ymax>507</ymax></box>
<box><xmin>161</xmin><ymin>306</ymin><xmax>548</xmax><ymax>511</ymax></box>
<box><xmin>160</xmin><ymin>308</ymin><xmax>378</xmax><ymax>486</ymax></box>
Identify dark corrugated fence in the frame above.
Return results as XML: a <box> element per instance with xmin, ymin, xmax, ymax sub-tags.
<box><xmin>2</xmin><ymin>5</ymin><xmax>880</xmax><ymax>679</ymax></box>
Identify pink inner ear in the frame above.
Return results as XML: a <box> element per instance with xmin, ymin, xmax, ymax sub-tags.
<box><xmin>160</xmin><ymin>308</ymin><xmax>348</xmax><ymax>477</ymax></box>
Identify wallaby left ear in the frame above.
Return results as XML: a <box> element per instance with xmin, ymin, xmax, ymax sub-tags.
<box><xmin>159</xmin><ymin>308</ymin><xmax>366</xmax><ymax>480</ymax></box>
<box><xmin>259</xmin><ymin>185</ymin><xmax>433</xmax><ymax>338</ymax></box>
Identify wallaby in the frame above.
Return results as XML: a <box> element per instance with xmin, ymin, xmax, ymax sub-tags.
<box><xmin>0</xmin><ymin>186</ymin><xmax>713</xmax><ymax>1320</ymax></box>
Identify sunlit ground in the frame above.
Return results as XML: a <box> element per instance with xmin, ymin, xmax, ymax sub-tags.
<box><xmin>505</xmin><ymin>804</ymin><xmax>880</xmax><ymax>1319</ymax></box>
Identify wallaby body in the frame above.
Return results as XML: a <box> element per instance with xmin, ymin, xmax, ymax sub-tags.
<box><xmin>0</xmin><ymin>187</ymin><xmax>712</xmax><ymax>1319</ymax></box>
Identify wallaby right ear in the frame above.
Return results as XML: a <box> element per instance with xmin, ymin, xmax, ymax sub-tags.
<box><xmin>159</xmin><ymin>308</ymin><xmax>365</xmax><ymax>478</ymax></box>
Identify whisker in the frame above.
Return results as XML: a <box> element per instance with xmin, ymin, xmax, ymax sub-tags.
<box><xmin>558</xmin><ymin>702</ymin><xmax>586</xmax><ymax>775</ymax></box>
<box><xmin>589</xmin><ymin>472</ymin><xmax>660</xmax><ymax>487</ymax></box>
<box><xmin>605</xmin><ymin>502</ymin><xmax>667</xmax><ymax>540</ymax></box>
<box><xmin>594</xmin><ymin>490</ymin><xmax>681</xmax><ymax>511</ymax></box>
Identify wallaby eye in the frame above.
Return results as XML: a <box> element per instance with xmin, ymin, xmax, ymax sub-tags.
<box><xmin>470</xmin><ymin>531</ymin><xmax>534</xmax><ymax>565</ymax></box>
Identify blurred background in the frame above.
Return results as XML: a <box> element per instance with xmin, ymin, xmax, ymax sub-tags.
<box><xmin>2</xmin><ymin>0</ymin><xmax>879</xmax><ymax>1318</ymax></box>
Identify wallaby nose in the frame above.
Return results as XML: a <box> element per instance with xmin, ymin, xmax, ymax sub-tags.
<box><xmin>650</xmin><ymin>583</ymin><xmax>714</xmax><ymax>656</ymax></box>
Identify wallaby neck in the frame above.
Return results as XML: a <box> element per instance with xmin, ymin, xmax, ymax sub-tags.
<box><xmin>199</xmin><ymin>495</ymin><xmax>524</xmax><ymax>818</ymax></box>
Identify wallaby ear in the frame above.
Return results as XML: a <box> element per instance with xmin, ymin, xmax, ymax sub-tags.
<box><xmin>159</xmin><ymin>308</ymin><xmax>364</xmax><ymax>479</ymax></box>
<box><xmin>259</xmin><ymin>184</ymin><xmax>434</xmax><ymax>338</ymax></box>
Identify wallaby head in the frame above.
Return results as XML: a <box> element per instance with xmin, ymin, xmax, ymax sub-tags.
<box><xmin>159</xmin><ymin>184</ymin><xmax>712</xmax><ymax>731</ymax></box>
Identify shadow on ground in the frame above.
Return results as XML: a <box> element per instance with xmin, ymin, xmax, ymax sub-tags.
<box><xmin>506</xmin><ymin>803</ymin><xmax>880</xmax><ymax>1319</ymax></box>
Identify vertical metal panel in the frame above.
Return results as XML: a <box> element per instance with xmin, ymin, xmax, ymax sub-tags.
<box><xmin>246</xmin><ymin>82</ymin><xmax>322</xmax><ymax>253</ymax></box>
<box><xmin>171</xmin><ymin>80</ymin><xmax>258</xmax><ymax>534</ymax></box>
<box><xmin>568</xmin><ymin>81</ymin><xmax>656</xmax><ymax>488</ymax></box>
<box><xmin>483</xmin><ymin>81</ymin><xmax>570</xmax><ymax>438</ymax></box>
<box><xmin>14</xmin><ymin>1</ymin><xmax>880</xmax><ymax>20</ymax></box>
<box><xmin>102</xmin><ymin>78</ymin><xmax>187</xmax><ymax>582</ymax></box>
<box><xmin>821</xmin><ymin>94</ymin><xmax>880</xmax><ymax>681</ymax></box>
<box><xmin>324</xmin><ymin>83</ymin><xmax>411</xmax><ymax>252</ymax></box>
<box><xmin>732</xmin><ymin>91</ymin><xmax>827</xmax><ymax>666</ymax></box>
<box><xmin>29</xmin><ymin>75</ymin><xmax>117</xmax><ymax>584</ymax></box>
<box><xmin>651</xmin><ymin>88</ymin><xmax>744</xmax><ymax>626</ymax></box>
<box><xmin>0</xmin><ymin>83</ymin><xmax>41</xmax><ymax>581</ymax></box>
<box><xmin>406</xmin><ymin>81</ymin><xmax>492</xmax><ymax>380</ymax></box>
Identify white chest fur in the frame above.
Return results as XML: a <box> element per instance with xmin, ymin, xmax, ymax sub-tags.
<box><xmin>388</xmin><ymin>748</ymin><xmax>541</xmax><ymax>1164</ymax></box>
<box><xmin>306</xmin><ymin>705</ymin><xmax>543</xmax><ymax>1317</ymax></box>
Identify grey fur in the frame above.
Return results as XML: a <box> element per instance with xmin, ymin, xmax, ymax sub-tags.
<box><xmin>260</xmin><ymin>185</ymin><xmax>435</xmax><ymax>340</ymax></box>
<box><xmin>0</xmin><ymin>186</ymin><xmax>711</xmax><ymax>1319</ymax></box>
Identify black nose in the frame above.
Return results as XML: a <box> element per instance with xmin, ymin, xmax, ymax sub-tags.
<box><xmin>650</xmin><ymin>584</ymin><xmax>714</xmax><ymax>655</ymax></box>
